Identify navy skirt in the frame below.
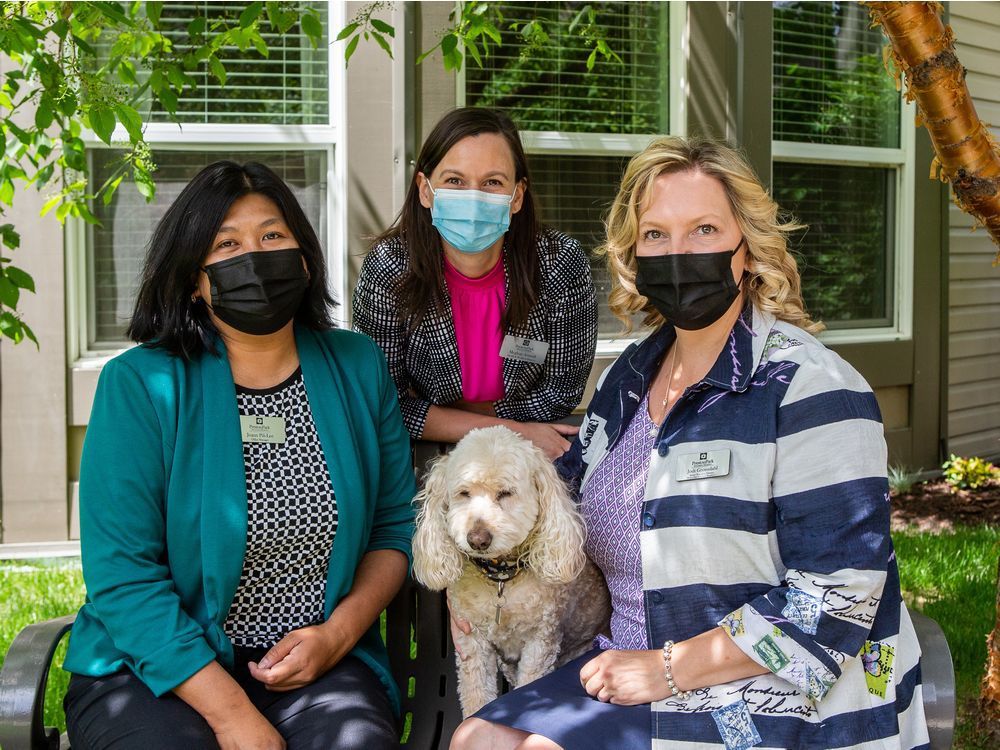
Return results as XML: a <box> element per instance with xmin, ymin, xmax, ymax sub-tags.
<box><xmin>473</xmin><ymin>648</ymin><xmax>650</xmax><ymax>749</ymax></box>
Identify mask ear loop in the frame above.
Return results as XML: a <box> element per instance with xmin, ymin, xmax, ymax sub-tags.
<box><xmin>733</xmin><ymin>236</ymin><xmax>750</xmax><ymax>290</ymax></box>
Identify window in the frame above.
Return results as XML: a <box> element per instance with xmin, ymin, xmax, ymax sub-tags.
<box><xmin>772</xmin><ymin>1</ymin><xmax>912</xmax><ymax>337</ymax></box>
<box><xmin>73</xmin><ymin>1</ymin><xmax>340</xmax><ymax>357</ymax></box>
<box><xmin>462</xmin><ymin>1</ymin><xmax>682</xmax><ymax>345</ymax></box>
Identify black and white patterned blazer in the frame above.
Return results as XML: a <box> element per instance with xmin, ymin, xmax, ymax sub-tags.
<box><xmin>352</xmin><ymin>230</ymin><xmax>598</xmax><ymax>439</ymax></box>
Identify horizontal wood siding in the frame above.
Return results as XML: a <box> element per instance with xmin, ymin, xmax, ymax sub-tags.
<box><xmin>948</xmin><ymin>6</ymin><xmax>1000</xmax><ymax>460</ymax></box>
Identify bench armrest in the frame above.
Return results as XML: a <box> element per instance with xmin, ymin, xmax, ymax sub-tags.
<box><xmin>0</xmin><ymin>614</ymin><xmax>76</xmax><ymax>750</ymax></box>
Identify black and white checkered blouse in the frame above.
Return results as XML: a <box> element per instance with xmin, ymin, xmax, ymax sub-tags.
<box><xmin>223</xmin><ymin>367</ymin><xmax>337</xmax><ymax>648</ymax></box>
<box><xmin>352</xmin><ymin>230</ymin><xmax>598</xmax><ymax>439</ymax></box>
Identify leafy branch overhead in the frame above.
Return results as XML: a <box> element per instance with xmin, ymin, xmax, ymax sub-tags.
<box><xmin>0</xmin><ymin>1</ymin><xmax>323</xmax><ymax>346</ymax></box>
<box><xmin>337</xmin><ymin>2</ymin><xmax>623</xmax><ymax>73</ymax></box>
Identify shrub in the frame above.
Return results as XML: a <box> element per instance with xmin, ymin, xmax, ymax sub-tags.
<box><xmin>941</xmin><ymin>454</ymin><xmax>1000</xmax><ymax>491</ymax></box>
<box><xmin>888</xmin><ymin>465</ymin><xmax>922</xmax><ymax>495</ymax></box>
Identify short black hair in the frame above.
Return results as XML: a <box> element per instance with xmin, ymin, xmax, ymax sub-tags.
<box><xmin>128</xmin><ymin>160</ymin><xmax>337</xmax><ymax>359</ymax></box>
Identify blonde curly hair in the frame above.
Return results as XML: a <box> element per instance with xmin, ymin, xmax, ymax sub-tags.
<box><xmin>598</xmin><ymin>136</ymin><xmax>823</xmax><ymax>334</ymax></box>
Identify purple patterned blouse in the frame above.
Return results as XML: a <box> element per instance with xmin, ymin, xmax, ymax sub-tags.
<box><xmin>580</xmin><ymin>392</ymin><xmax>657</xmax><ymax>650</ymax></box>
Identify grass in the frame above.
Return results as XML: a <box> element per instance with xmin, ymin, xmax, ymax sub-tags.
<box><xmin>892</xmin><ymin>525</ymin><xmax>1000</xmax><ymax>749</ymax></box>
<box><xmin>1</xmin><ymin>530</ymin><xmax>998</xmax><ymax>745</ymax></box>
<box><xmin>0</xmin><ymin>558</ymin><xmax>85</xmax><ymax>733</ymax></box>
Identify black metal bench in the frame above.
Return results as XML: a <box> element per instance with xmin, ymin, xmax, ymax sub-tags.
<box><xmin>0</xmin><ymin>586</ymin><xmax>958</xmax><ymax>750</ymax></box>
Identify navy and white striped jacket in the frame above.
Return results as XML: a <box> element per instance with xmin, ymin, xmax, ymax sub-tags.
<box><xmin>557</xmin><ymin>304</ymin><xmax>929</xmax><ymax>749</ymax></box>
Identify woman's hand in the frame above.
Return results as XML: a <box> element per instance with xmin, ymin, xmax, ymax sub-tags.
<box><xmin>579</xmin><ymin>649</ymin><xmax>670</xmax><ymax>705</ymax></box>
<box><xmin>212</xmin><ymin>707</ymin><xmax>286</xmax><ymax>750</ymax></box>
<box><xmin>248</xmin><ymin>622</ymin><xmax>344</xmax><ymax>691</ymax></box>
<box><xmin>509</xmin><ymin>421</ymin><xmax>578</xmax><ymax>460</ymax></box>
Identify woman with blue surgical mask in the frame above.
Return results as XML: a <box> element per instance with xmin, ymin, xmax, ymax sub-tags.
<box><xmin>353</xmin><ymin>107</ymin><xmax>598</xmax><ymax>460</ymax></box>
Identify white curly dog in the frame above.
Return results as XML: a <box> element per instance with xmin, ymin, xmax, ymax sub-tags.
<box><xmin>412</xmin><ymin>425</ymin><xmax>611</xmax><ymax>717</ymax></box>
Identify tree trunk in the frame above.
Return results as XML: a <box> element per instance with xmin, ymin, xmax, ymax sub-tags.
<box><xmin>865</xmin><ymin>1</ymin><xmax>1000</xmax><ymax>262</ymax></box>
<box><xmin>980</xmin><ymin>557</ymin><xmax>1000</xmax><ymax>739</ymax></box>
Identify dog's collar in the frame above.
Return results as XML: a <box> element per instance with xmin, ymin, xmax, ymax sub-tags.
<box><xmin>470</xmin><ymin>554</ymin><xmax>524</xmax><ymax>583</ymax></box>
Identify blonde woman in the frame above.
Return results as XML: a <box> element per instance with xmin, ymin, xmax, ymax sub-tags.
<box><xmin>450</xmin><ymin>137</ymin><xmax>928</xmax><ymax>749</ymax></box>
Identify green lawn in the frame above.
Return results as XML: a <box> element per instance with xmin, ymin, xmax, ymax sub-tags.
<box><xmin>1</xmin><ymin>529</ymin><xmax>998</xmax><ymax>744</ymax></box>
<box><xmin>893</xmin><ymin>525</ymin><xmax>1000</xmax><ymax>750</ymax></box>
<box><xmin>0</xmin><ymin>559</ymin><xmax>85</xmax><ymax>733</ymax></box>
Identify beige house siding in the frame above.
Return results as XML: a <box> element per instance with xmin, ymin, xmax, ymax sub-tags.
<box><xmin>948</xmin><ymin>4</ymin><xmax>1000</xmax><ymax>461</ymax></box>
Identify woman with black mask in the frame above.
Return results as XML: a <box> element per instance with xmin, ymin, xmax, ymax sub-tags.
<box><xmin>451</xmin><ymin>137</ymin><xmax>928</xmax><ymax>749</ymax></box>
<box><xmin>62</xmin><ymin>162</ymin><xmax>416</xmax><ymax>750</ymax></box>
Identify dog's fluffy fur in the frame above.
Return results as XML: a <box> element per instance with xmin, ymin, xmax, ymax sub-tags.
<box><xmin>412</xmin><ymin>425</ymin><xmax>611</xmax><ymax>717</ymax></box>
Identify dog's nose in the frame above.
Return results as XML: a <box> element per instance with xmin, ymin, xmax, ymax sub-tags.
<box><xmin>467</xmin><ymin>527</ymin><xmax>493</xmax><ymax>551</ymax></box>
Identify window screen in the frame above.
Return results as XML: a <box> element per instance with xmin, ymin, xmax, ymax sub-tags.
<box><xmin>775</xmin><ymin>161</ymin><xmax>894</xmax><ymax>328</ymax></box>
<box><xmin>148</xmin><ymin>2</ymin><xmax>329</xmax><ymax>125</ymax></box>
<box><xmin>465</xmin><ymin>1</ymin><xmax>668</xmax><ymax>135</ymax></box>
<box><xmin>773</xmin><ymin>1</ymin><xmax>899</xmax><ymax>147</ymax></box>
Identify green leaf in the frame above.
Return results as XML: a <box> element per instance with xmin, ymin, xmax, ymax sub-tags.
<box><xmin>102</xmin><ymin>174</ymin><xmax>124</xmax><ymax>206</ymax></box>
<box><xmin>239</xmin><ymin>2</ymin><xmax>263</xmax><ymax>30</ymax></box>
<box><xmin>301</xmin><ymin>12</ymin><xmax>323</xmax><ymax>45</ymax></box>
<box><xmin>0</xmin><ymin>224</ymin><xmax>20</xmax><ymax>249</ymax></box>
<box><xmin>156</xmin><ymin>86</ymin><xmax>178</xmax><ymax>114</ymax></box>
<box><xmin>344</xmin><ymin>34</ymin><xmax>360</xmax><ymax>64</ymax></box>
<box><xmin>465</xmin><ymin>39</ymin><xmax>482</xmax><ymax>68</ymax></box>
<box><xmin>586</xmin><ymin>48</ymin><xmax>597</xmax><ymax>72</ymax></box>
<box><xmin>6</xmin><ymin>265</ymin><xmax>34</xmax><ymax>292</ymax></box>
<box><xmin>34</xmin><ymin>99</ymin><xmax>53</xmax><ymax>130</ymax></box>
<box><xmin>209</xmin><ymin>56</ymin><xmax>226</xmax><ymax>86</ymax></box>
<box><xmin>34</xmin><ymin>162</ymin><xmax>54</xmax><ymax>187</ymax></box>
<box><xmin>371</xmin><ymin>18</ymin><xmax>395</xmax><ymax>37</ymax></box>
<box><xmin>134</xmin><ymin>168</ymin><xmax>156</xmax><ymax>201</ymax></box>
<box><xmin>0</xmin><ymin>277</ymin><xmax>20</xmax><ymax>308</ymax></box>
<box><xmin>371</xmin><ymin>31</ymin><xmax>393</xmax><ymax>59</ymax></box>
<box><xmin>335</xmin><ymin>21</ymin><xmax>359</xmax><ymax>41</ymax></box>
<box><xmin>147</xmin><ymin>2</ymin><xmax>164</xmax><ymax>27</ymax></box>
<box><xmin>20</xmin><ymin>319</ymin><xmax>37</xmax><ymax>347</ymax></box>
<box><xmin>441</xmin><ymin>33</ymin><xmax>458</xmax><ymax>56</ymax></box>
<box><xmin>443</xmin><ymin>48</ymin><xmax>463</xmax><ymax>72</ymax></box>
<box><xmin>6</xmin><ymin>119</ymin><xmax>32</xmax><ymax>146</ymax></box>
<box><xmin>113</xmin><ymin>103</ymin><xmax>143</xmax><ymax>142</ymax></box>
<box><xmin>250</xmin><ymin>32</ymin><xmax>269</xmax><ymax>58</ymax></box>
<box><xmin>187</xmin><ymin>16</ymin><xmax>206</xmax><ymax>36</ymax></box>
<box><xmin>482</xmin><ymin>23</ymin><xmax>502</xmax><ymax>45</ymax></box>
<box><xmin>117</xmin><ymin>59</ymin><xmax>139</xmax><ymax>86</ymax></box>
<box><xmin>0</xmin><ymin>179</ymin><xmax>14</xmax><ymax>205</ymax></box>
<box><xmin>40</xmin><ymin>193</ymin><xmax>62</xmax><ymax>216</ymax></box>
<box><xmin>89</xmin><ymin>106</ymin><xmax>115</xmax><ymax>145</ymax></box>
<box><xmin>73</xmin><ymin>202</ymin><xmax>101</xmax><ymax>225</ymax></box>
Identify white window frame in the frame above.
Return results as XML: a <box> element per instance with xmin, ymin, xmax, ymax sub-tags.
<box><xmin>772</xmin><ymin>104</ymin><xmax>917</xmax><ymax>347</ymax></box>
<box><xmin>66</xmin><ymin>0</ymin><xmax>347</xmax><ymax>368</ymax></box>
<box><xmin>456</xmin><ymin>1</ymin><xmax>687</xmax><ymax>358</ymax></box>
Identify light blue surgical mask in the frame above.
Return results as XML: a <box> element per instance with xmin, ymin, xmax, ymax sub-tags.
<box><xmin>428</xmin><ymin>185</ymin><xmax>516</xmax><ymax>254</ymax></box>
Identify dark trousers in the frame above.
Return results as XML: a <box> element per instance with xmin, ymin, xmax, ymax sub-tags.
<box><xmin>64</xmin><ymin>647</ymin><xmax>398</xmax><ymax>750</ymax></box>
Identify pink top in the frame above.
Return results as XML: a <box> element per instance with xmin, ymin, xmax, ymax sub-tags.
<box><xmin>443</xmin><ymin>254</ymin><xmax>507</xmax><ymax>403</ymax></box>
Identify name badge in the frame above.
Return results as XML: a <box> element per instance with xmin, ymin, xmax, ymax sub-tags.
<box><xmin>500</xmin><ymin>335</ymin><xmax>549</xmax><ymax>365</ymax></box>
<box><xmin>676</xmin><ymin>449</ymin><xmax>731</xmax><ymax>481</ymax></box>
<box><xmin>240</xmin><ymin>415</ymin><xmax>286</xmax><ymax>444</ymax></box>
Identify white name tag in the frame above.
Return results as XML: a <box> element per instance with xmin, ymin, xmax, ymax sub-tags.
<box><xmin>676</xmin><ymin>449</ymin><xmax>731</xmax><ymax>481</ymax></box>
<box><xmin>499</xmin><ymin>334</ymin><xmax>549</xmax><ymax>365</ymax></box>
<box><xmin>240</xmin><ymin>415</ymin><xmax>286</xmax><ymax>444</ymax></box>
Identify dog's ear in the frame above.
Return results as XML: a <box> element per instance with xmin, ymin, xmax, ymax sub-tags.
<box><xmin>526</xmin><ymin>448</ymin><xmax>587</xmax><ymax>584</ymax></box>
<box><xmin>412</xmin><ymin>452</ymin><xmax>465</xmax><ymax>590</ymax></box>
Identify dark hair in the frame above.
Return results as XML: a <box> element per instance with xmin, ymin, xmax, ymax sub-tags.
<box><xmin>375</xmin><ymin>107</ymin><xmax>542</xmax><ymax>330</ymax></box>
<box><xmin>128</xmin><ymin>161</ymin><xmax>337</xmax><ymax>358</ymax></box>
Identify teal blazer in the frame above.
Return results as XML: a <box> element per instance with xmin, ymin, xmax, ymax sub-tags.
<box><xmin>64</xmin><ymin>327</ymin><xmax>416</xmax><ymax>712</ymax></box>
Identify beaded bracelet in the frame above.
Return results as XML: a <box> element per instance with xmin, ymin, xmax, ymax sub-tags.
<box><xmin>662</xmin><ymin>640</ymin><xmax>693</xmax><ymax>700</ymax></box>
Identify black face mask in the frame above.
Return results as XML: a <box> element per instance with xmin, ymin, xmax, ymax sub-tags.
<box><xmin>202</xmin><ymin>248</ymin><xmax>308</xmax><ymax>335</ymax></box>
<box><xmin>634</xmin><ymin>238</ymin><xmax>745</xmax><ymax>330</ymax></box>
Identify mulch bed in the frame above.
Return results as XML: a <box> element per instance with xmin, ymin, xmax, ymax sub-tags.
<box><xmin>891</xmin><ymin>479</ymin><xmax>1000</xmax><ymax>532</ymax></box>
